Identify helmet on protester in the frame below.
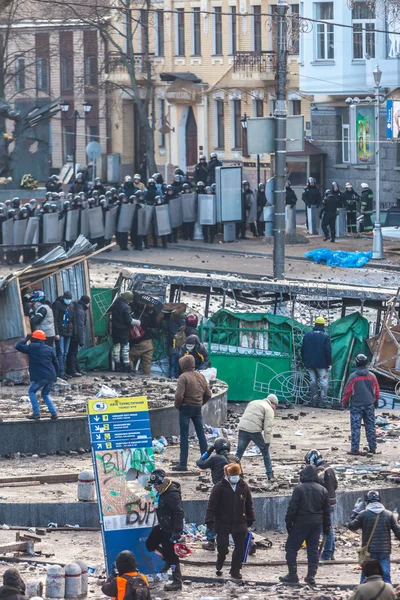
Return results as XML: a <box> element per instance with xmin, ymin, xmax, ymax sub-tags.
<box><xmin>304</xmin><ymin>449</ymin><xmax>323</xmax><ymax>467</ymax></box>
<box><xmin>214</xmin><ymin>437</ymin><xmax>231</xmax><ymax>454</ymax></box>
<box><xmin>134</xmin><ymin>174</ymin><xmax>141</xmax><ymax>181</ymax></box>
<box><xmin>148</xmin><ymin>178</ymin><xmax>156</xmax><ymax>187</ymax></box>
<box><xmin>125</xmin><ymin>176</ymin><xmax>133</xmax><ymax>183</ymax></box>
<box><xmin>242</xmin><ymin>180</ymin><xmax>249</xmax><ymax>189</ymax></box>
<box><xmin>356</xmin><ymin>353</ymin><xmax>368</xmax><ymax>367</ymax></box>
<box><xmin>30</xmin><ymin>290</ymin><xmax>45</xmax><ymax>303</ymax></box>
<box><xmin>315</xmin><ymin>316</ymin><xmax>326</xmax><ymax>326</ymax></box>
<box><xmin>149</xmin><ymin>469</ymin><xmax>166</xmax><ymax>485</ymax></box>
<box><xmin>185</xmin><ymin>314</ymin><xmax>198</xmax><ymax>328</ymax></box>
<box><xmin>366</xmin><ymin>490</ymin><xmax>381</xmax><ymax>504</ymax></box>
<box><xmin>32</xmin><ymin>330</ymin><xmax>46</xmax><ymax>341</ymax></box>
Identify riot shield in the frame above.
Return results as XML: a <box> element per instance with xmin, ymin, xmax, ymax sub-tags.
<box><xmin>104</xmin><ymin>207</ymin><xmax>117</xmax><ymax>240</ymax></box>
<box><xmin>42</xmin><ymin>212</ymin><xmax>61</xmax><ymax>243</ymax></box>
<box><xmin>24</xmin><ymin>217</ymin><xmax>39</xmax><ymax>245</ymax></box>
<box><xmin>246</xmin><ymin>193</ymin><xmax>257</xmax><ymax>224</ymax></box>
<box><xmin>2</xmin><ymin>219</ymin><xmax>14</xmax><ymax>246</ymax></box>
<box><xmin>117</xmin><ymin>203</ymin><xmax>135</xmax><ymax>233</ymax></box>
<box><xmin>80</xmin><ymin>207</ymin><xmax>89</xmax><ymax>238</ymax></box>
<box><xmin>65</xmin><ymin>209</ymin><xmax>80</xmax><ymax>242</ymax></box>
<box><xmin>154</xmin><ymin>204</ymin><xmax>172</xmax><ymax>236</ymax></box>
<box><xmin>58</xmin><ymin>216</ymin><xmax>65</xmax><ymax>242</ymax></box>
<box><xmin>137</xmin><ymin>205</ymin><xmax>154</xmax><ymax>236</ymax></box>
<box><xmin>13</xmin><ymin>219</ymin><xmax>28</xmax><ymax>245</ymax></box>
<box><xmin>168</xmin><ymin>196</ymin><xmax>183</xmax><ymax>228</ymax></box>
<box><xmin>182</xmin><ymin>193</ymin><xmax>197</xmax><ymax>222</ymax></box>
<box><xmin>198</xmin><ymin>194</ymin><xmax>216</xmax><ymax>225</ymax></box>
<box><xmin>88</xmin><ymin>206</ymin><xmax>104</xmax><ymax>239</ymax></box>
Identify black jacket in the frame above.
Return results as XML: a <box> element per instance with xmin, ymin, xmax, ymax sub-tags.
<box><xmin>155</xmin><ymin>481</ymin><xmax>184</xmax><ymax>537</ymax></box>
<box><xmin>343</xmin><ymin>189</ymin><xmax>360</xmax><ymax>211</ymax></box>
<box><xmin>207</xmin><ymin>159</ymin><xmax>222</xmax><ymax>185</ymax></box>
<box><xmin>285</xmin><ymin>465</ymin><xmax>331</xmax><ymax>533</ymax></box>
<box><xmin>257</xmin><ymin>191</ymin><xmax>267</xmax><ymax>210</ymax></box>
<box><xmin>317</xmin><ymin>463</ymin><xmax>338</xmax><ymax>506</ymax></box>
<box><xmin>111</xmin><ymin>296</ymin><xmax>132</xmax><ymax>344</ymax></box>
<box><xmin>74</xmin><ymin>300</ymin><xmax>89</xmax><ymax>346</ymax></box>
<box><xmin>302</xmin><ymin>185</ymin><xmax>322</xmax><ymax>207</ymax></box>
<box><xmin>320</xmin><ymin>193</ymin><xmax>342</xmax><ymax>219</ymax></box>
<box><xmin>178</xmin><ymin>341</ymin><xmax>210</xmax><ymax>370</ymax></box>
<box><xmin>0</xmin><ymin>570</ymin><xmax>26</xmax><ymax>600</ymax></box>
<box><xmin>53</xmin><ymin>297</ymin><xmax>75</xmax><ymax>337</ymax></box>
<box><xmin>194</xmin><ymin>162</ymin><xmax>209</xmax><ymax>184</ymax></box>
<box><xmin>286</xmin><ymin>188</ymin><xmax>297</xmax><ymax>207</ymax></box>
<box><xmin>348</xmin><ymin>507</ymin><xmax>400</xmax><ymax>554</ymax></box>
<box><xmin>205</xmin><ymin>478</ymin><xmax>255</xmax><ymax>535</ymax></box>
<box><xmin>361</xmin><ymin>188</ymin><xmax>373</xmax><ymax>213</ymax></box>
<box><xmin>16</xmin><ymin>339</ymin><xmax>59</xmax><ymax>382</ymax></box>
<box><xmin>45</xmin><ymin>181</ymin><xmax>62</xmax><ymax>193</ymax></box>
<box><xmin>301</xmin><ymin>325</ymin><xmax>332</xmax><ymax>369</ymax></box>
<box><xmin>196</xmin><ymin>451</ymin><xmax>239</xmax><ymax>485</ymax></box>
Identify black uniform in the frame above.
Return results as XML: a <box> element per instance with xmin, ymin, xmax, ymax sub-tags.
<box><xmin>207</xmin><ymin>158</ymin><xmax>222</xmax><ymax>185</ymax></box>
<box><xmin>302</xmin><ymin>185</ymin><xmax>322</xmax><ymax>208</ymax></box>
<box><xmin>286</xmin><ymin>187</ymin><xmax>297</xmax><ymax>207</ymax></box>
<box><xmin>256</xmin><ymin>190</ymin><xmax>267</xmax><ymax>235</ymax></box>
<box><xmin>343</xmin><ymin>188</ymin><xmax>360</xmax><ymax>234</ymax></box>
<box><xmin>194</xmin><ymin>161</ymin><xmax>208</xmax><ymax>184</ymax></box>
<box><xmin>197</xmin><ymin>450</ymin><xmax>239</xmax><ymax>485</ymax></box>
<box><xmin>361</xmin><ymin>187</ymin><xmax>374</xmax><ymax>232</ymax></box>
<box><xmin>320</xmin><ymin>192</ymin><xmax>342</xmax><ymax>242</ymax></box>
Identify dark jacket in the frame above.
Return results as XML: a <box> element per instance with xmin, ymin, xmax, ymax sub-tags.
<box><xmin>317</xmin><ymin>463</ymin><xmax>338</xmax><ymax>506</ymax></box>
<box><xmin>348</xmin><ymin>505</ymin><xmax>400</xmax><ymax>555</ymax></box>
<box><xmin>101</xmin><ymin>573</ymin><xmax>150</xmax><ymax>600</ymax></box>
<box><xmin>74</xmin><ymin>300</ymin><xmax>89</xmax><ymax>346</ymax></box>
<box><xmin>155</xmin><ymin>480</ymin><xmax>184</xmax><ymax>537</ymax></box>
<box><xmin>320</xmin><ymin>192</ymin><xmax>342</xmax><ymax>219</ymax></box>
<box><xmin>207</xmin><ymin>158</ymin><xmax>222</xmax><ymax>185</ymax></box>
<box><xmin>197</xmin><ymin>451</ymin><xmax>239</xmax><ymax>485</ymax></box>
<box><xmin>342</xmin><ymin>367</ymin><xmax>380</xmax><ymax>409</ymax></box>
<box><xmin>111</xmin><ymin>296</ymin><xmax>132</xmax><ymax>344</ymax></box>
<box><xmin>174</xmin><ymin>355</ymin><xmax>212</xmax><ymax>409</ymax></box>
<box><xmin>178</xmin><ymin>335</ymin><xmax>210</xmax><ymax>370</ymax></box>
<box><xmin>69</xmin><ymin>180</ymin><xmax>89</xmax><ymax>195</ymax></box>
<box><xmin>343</xmin><ymin>189</ymin><xmax>360</xmax><ymax>211</ymax></box>
<box><xmin>256</xmin><ymin>190</ymin><xmax>267</xmax><ymax>211</ymax></box>
<box><xmin>301</xmin><ymin>325</ymin><xmax>332</xmax><ymax>369</ymax></box>
<box><xmin>205</xmin><ymin>478</ymin><xmax>255</xmax><ymax>535</ymax></box>
<box><xmin>349</xmin><ymin>575</ymin><xmax>395</xmax><ymax>600</ymax></box>
<box><xmin>0</xmin><ymin>569</ymin><xmax>26</xmax><ymax>600</ymax></box>
<box><xmin>285</xmin><ymin>465</ymin><xmax>331</xmax><ymax>533</ymax></box>
<box><xmin>15</xmin><ymin>338</ymin><xmax>59</xmax><ymax>382</ymax></box>
<box><xmin>285</xmin><ymin>187</ymin><xmax>297</xmax><ymax>207</ymax></box>
<box><xmin>361</xmin><ymin>188</ymin><xmax>373</xmax><ymax>213</ymax></box>
<box><xmin>194</xmin><ymin>162</ymin><xmax>209</xmax><ymax>184</ymax></box>
<box><xmin>53</xmin><ymin>297</ymin><xmax>75</xmax><ymax>337</ymax></box>
<box><xmin>302</xmin><ymin>185</ymin><xmax>322</xmax><ymax>207</ymax></box>
<box><xmin>45</xmin><ymin>181</ymin><xmax>62</xmax><ymax>193</ymax></box>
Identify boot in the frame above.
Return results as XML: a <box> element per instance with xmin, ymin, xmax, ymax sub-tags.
<box><xmin>202</xmin><ymin>541</ymin><xmax>215</xmax><ymax>551</ymax></box>
<box><xmin>216</xmin><ymin>553</ymin><xmax>225</xmax><ymax>576</ymax></box>
<box><xmin>114</xmin><ymin>362</ymin><xmax>121</xmax><ymax>372</ymax></box>
<box><xmin>279</xmin><ymin>564</ymin><xmax>299</xmax><ymax>584</ymax></box>
<box><xmin>164</xmin><ymin>564</ymin><xmax>182</xmax><ymax>591</ymax></box>
<box><xmin>304</xmin><ymin>563</ymin><xmax>318</xmax><ymax>586</ymax></box>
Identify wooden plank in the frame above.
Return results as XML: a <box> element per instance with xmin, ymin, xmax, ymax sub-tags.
<box><xmin>0</xmin><ymin>481</ymin><xmax>41</xmax><ymax>488</ymax></box>
<box><xmin>0</xmin><ymin>542</ymin><xmax>31</xmax><ymax>554</ymax></box>
<box><xmin>0</xmin><ymin>473</ymin><xmax>78</xmax><ymax>485</ymax></box>
<box><xmin>16</xmin><ymin>532</ymin><xmax>42</xmax><ymax>543</ymax></box>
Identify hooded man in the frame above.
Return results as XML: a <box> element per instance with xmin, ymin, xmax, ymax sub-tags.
<box><xmin>0</xmin><ymin>569</ymin><xmax>26</xmax><ymax>600</ymax></box>
<box><xmin>301</xmin><ymin>316</ymin><xmax>332</xmax><ymax>406</ymax></box>
<box><xmin>342</xmin><ymin>353</ymin><xmax>380</xmax><ymax>456</ymax></box>
<box><xmin>349</xmin><ymin>560</ymin><xmax>395</xmax><ymax>600</ymax></box>
<box><xmin>205</xmin><ymin>463</ymin><xmax>255</xmax><ymax>580</ymax></box>
<box><xmin>280</xmin><ymin>465</ymin><xmax>330</xmax><ymax>586</ymax></box>
<box><xmin>173</xmin><ymin>355</ymin><xmax>212</xmax><ymax>472</ymax></box>
<box><xmin>236</xmin><ymin>394</ymin><xmax>279</xmax><ymax>481</ymax></box>
<box><xmin>348</xmin><ymin>491</ymin><xmax>400</xmax><ymax>584</ymax></box>
<box><xmin>146</xmin><ymin>469</ymin><xmax>184</xmax><ymax>591</ymax></box>
<box><xmin>101</xmin><ymin>550</ymin><xmax>150</xmax><ymax>600</ymax></box>
<box><xmin>360</xmin><ymin>183</ymin><xmax>374</xmax><ymax>233</ymax></box>
<box><xmin>178</xmin><ymin>334</ymin><xmax>210</xmax><ymax>370</ymax></box>
<box><xmin>53</xmin><ymin>291</ymin><xmax>76</xmax><ymax>379</ymax></box>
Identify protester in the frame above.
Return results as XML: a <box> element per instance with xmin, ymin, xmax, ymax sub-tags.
<box><xmin>184</xmin><ymin>314</ymin><xmax>199</xmax><ymax>337</ymax></box>
<box><xmin>349</xmin><ymin>560</ymin><xmax>395</xmax><ymax>600</ymax></box>
<box><xmin>146</xmin><ymin>469</ymin><xmax>184</xmax><ymax>591</ymax></box>
<box><xmin>301</xmin><ymin>316</ymin><xmax>332</xmax><ymax>406</ymax></box>
<box><xmin>66</xmin><ymin>295</ymin><xmax>90</xmax><ymax>378</ymax></box>
<box><xmin>342</xmin><ymin>353</ymin><xmax>380</xmax><ymax>455</ymax></box>
<box><xmin>29</xmin><ymin>290</ymin><xmax>55</xmax><ymax>347</ymax></box>
<box><xmin>360</xmin><ymin>183</ymin><xmax>374</xmax><ymax>233</ymax></box>
<box><xmin>235</xmin><ymin>394</ymin><xmax>278</xmax><ymax>481</ymax></box>
<box><xmin>304</xmin><ymin>449</ymin><xmax>338</xmax><ymax>560</ymax></box>
<box><xmin>205</xmin><ymin>463</ymin><xmax>254</xmax><ymax>580</ymax></box>
<box><xmin>111</xmin><ymin>291</ymin><xmax>137</xmax><ymax>373</ymax></box>
<box><xmin>15</xmin><ymin>331</ymin><xmax>59</xmax><ymax>420</ymax></box>
<box><xmin>280</xmin><ymin>465</ymin><xmax>330</xmax><ymax>585</ymax></box>
<box><xmin>101</xmin><ymin>550</ymin><xmax>150</xmax><ymax>600</ymax></box>
<box><xmin>163</xmin><ymin>309</ymin><xmax>186</xmax><ymax>378</ymax></box>
<box><xmin>129</xmin><ymin>303</ymin><xmax>159</xmax><ymax>377</ymax></box>
<box><xmin>348</xmin><ymin>490</ymin><xmax>400</xmax><ymax>584</ymax></box>
<box><xmin>178</xmin><ymin>334</ymin><xmax>210</xmax><ymax>370</ymax></box>
<box><xmin>0</xmin><ymin>568</ymin><xmax>26</xmax><ymax>600</ymax></box>
<box><xmin>53</xmin><ymin>290</ymin><xmax>75</xmax><ymax>380</ymax></box>
<box><xmin>242</xmin><ymin>181</ymin><xmax>257</xmax><ymax>237</ymax></box>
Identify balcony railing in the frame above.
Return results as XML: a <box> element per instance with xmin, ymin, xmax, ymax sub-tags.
<box><xmin>106</xmin><ymin>51</ymin><xmax>154</xmax><ymax>75</ymax></box>
<box><xmin>233</xmin><ymin>51</ymin><xmax>275</xmax><ymax>74</ymax></box>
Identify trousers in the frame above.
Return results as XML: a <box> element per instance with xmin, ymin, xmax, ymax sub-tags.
<box><xmin>320</xmin><ymin>506</ymin><xmax>335</xmax><ymax>560</ymax></box>
<box><xmin>28</xmin><ymin>380</ymin><xmax>57</xmax><ymax>416</ymax></box>
<box><xmin>350</xmin><ymin>405</ymin><xmax>376</xmax><ymax>452</ymax></box>
<box><xmin>360</xmin><ymin>553</ymin><xmax>391</xmax><ymax>584</ymax></box>
<box><xmin>286</xmin><ymin>523</ymin><xmax>321</xmax><ymax>566</ymax></box>
<box><xmin>217</xmin><ymin>532</ymin><xmax>246</xmax><ymax>574</ymax></box>
<box><xmin>55</xmin><ymin>335</ymin><xmax>71</xmax><ymax>376</ymax></box>
<box><xmin>307</xmin><ymin>368</ymin><xmax>329</xmax><ymax>402</ymax></box>
<box><xmin>112</xmin><ymin>342</ymin><xmax>130</xmax><ymax>366</ymax></box>
<box><xmin>146</xmin><ymin>525</ymin><xmax>179</xmax><ymax>567</ymax></box>
<box><xmin>129</xmin><ymin>339</ymin><xmax>154</xmax><ymax>376</ymax></box>
<box><xmin>322</xmin><ymin>215</ymin><xmax>336</xmax><ymax>240</ymax></box>
<box><xmin>236</xmin><ymin>430</ymin><xmax>273</xmax><ymax>478</ymax></box>
<box><xmin>179</xmin><ymin>405</ymin><xmax>208</xmax><ymax>467</ymax></box>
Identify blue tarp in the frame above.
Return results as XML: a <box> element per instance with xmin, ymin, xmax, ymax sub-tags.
<box><xmin>303</xmin><ymin>248</ymin><xmax>372</xmax><ymax>268</ymax></box>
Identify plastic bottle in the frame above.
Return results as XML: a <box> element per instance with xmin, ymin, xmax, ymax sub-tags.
<box><xmin>65</xmin><ymin>563</ymin><xmax>82</xmax><ymax>598</ymax></box>
<box><xmin>46</xmin><ymin>565</ymin><xmax>65</xmax><ymax>599</ymax></box>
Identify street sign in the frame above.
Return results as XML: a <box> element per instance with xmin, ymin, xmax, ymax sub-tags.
<box><xmin>247</xmin><ymin>116</ymin><xmax>305</xmax><ymax>153</ymax></box>
<box><xmin>88</xmin><ymin>396</ymin><xmax>162</xmax><ymax>576</ymax></box>
<box><xmin>86</xmin><ymin>141</ymin><xmax>102</xmax><ymax>160</ymax></box>
<box><xmin>387</xmin><ymin>99</ymin><xmax>393</xmax><ymax>140</ymax></box>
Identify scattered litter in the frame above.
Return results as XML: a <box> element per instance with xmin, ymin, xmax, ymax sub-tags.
<box><xmin>304</xmin><ymin>248</ymin><xmax>372</xmax><ymax>268</ymax></box>
<box><xmin>95</xmin><ymin>385</ymin><xmax>119</xmax><ymax>398</ymax></box>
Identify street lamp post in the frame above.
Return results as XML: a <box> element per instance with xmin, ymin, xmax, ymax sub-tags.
<box><xmin>372</xmin><ymin>63</ymin><xmax>384</xmax><ymax>259</ymax></box>
<box><xmin>60</xmin><ymin>100</ymin><xmax>93</xmax><ymax>179</ymax></box>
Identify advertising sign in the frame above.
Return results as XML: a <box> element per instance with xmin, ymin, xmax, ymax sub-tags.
<box><xmin>88</xmin><ymin>396</ymin><xmax>161</xmax><ymax>575</ymax></box>
<box><xmin>355</xmin><ymin>106</ymin><xmax>375</xmax><ymax>164</ymax></box>
<box><xmin>393</xmin><ymin>100</ymin><xmax>400</xmax><ymax>141</ymax></box>
<box><xmin>387</xmin><ymin>99</ymin><xmax>393</xmax><ymax>140</ymax></box>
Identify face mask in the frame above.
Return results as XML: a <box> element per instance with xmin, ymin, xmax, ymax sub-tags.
<box><xmin>186</xmin><ymin>345</ymin><xmax>195</xmax><ymax>351</ymax></box>
<box><xmin>64</xmin><ymin>299</ymin><xmax>72</xmax><ymax>305</ymax></box>
<box><xmin>229</xmin><ymin>476</ymin><xmax>240</xmax><ymax>484</ymax></box>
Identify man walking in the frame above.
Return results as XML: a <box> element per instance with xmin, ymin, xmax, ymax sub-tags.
<box><xmin>280</xmin><ymin>465</ymin><xmax>330</xmax><ymax>586</ymax></box>
<box><xmin>235</xmin><ymin>394</ymin><xmax>278</xmax><ymax>481</ymax></box>
<box><xmin>173</xmin><ymin>355</ymin><xmax>212</xmax><ymax>472</ymax></box>
<box><xmin>342</xmin><ymin>353</ymin><xmax>380</xmax><ymax>455</ymax></box>
<box><xmin>348</xmin><ymin>490</ymin><xmax>400</xmax><ymax>584</ymax></box>
<box><xmin>16</xmin><ymin>331</ymin><xmax>59</xmax><ymax>420</ymax></box>
<box><xmin>301</xmin><ymin>316</ymin><xmax>332</xmax><ymax>406</ymax></box>
<box><xmin>53</xmin><ymin>291</ymin><xmax>75</xmax><ymax>379</ymax></box>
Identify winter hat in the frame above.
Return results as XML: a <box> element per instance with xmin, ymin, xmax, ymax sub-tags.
<box><xmin>80</xmin><ymin>295</ymin><xmax>91</xmax><ymax>305</ymax></box>
<box><xmin>361</xmin><ymin>183</ymin><xmax>369</xmax><ymax>189</ymax></box>
<box><xmin>224</xmin><ymin>463</ymin><xmax>241</xmax><ymax>477</ymax></box>
<box><xmin>115</xmin><ymin>550</ymin><xmax>137</xmax><ymax>575</ymax></box>
<box><xmin>63</xmin><ymin>290</ymin><xmax>72</xmax><ymax>300</ymax></box>
<box><xmin>267</xmin><ymin>394</ymin><xmax>279</xmax><ymax>406</ymax></box>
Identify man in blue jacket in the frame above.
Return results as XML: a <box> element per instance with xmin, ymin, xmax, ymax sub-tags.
<box><xmin>16</xmin><ymin>330</ymin><xmax>59</xmax><ymax>420</ymax></box>
<box><xmin>301</xmin><ymin>317</ymin><xmax>332</xmax><ymax>406</ymax></box>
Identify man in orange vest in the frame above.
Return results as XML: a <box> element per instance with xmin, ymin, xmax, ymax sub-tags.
<box><xmin>101</xmin><ymin>550</ymin><xmax>150</xmax><ymax>600</ymax></box>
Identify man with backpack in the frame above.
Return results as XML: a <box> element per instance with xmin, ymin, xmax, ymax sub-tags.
<box><xmin>101</xmin><ymin>550</ymin><xmax>151</xmax><ymax>600</ymax></box>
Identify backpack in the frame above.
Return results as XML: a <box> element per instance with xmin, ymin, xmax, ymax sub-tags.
<box><xmin>173</xmin><ymin>325</ymin><xmax>187</xmax><ymax>349</ymax></box>
<box><xmin>120</xmin><ymin>575</ymin><xmax>150</xmax><ymax>600</ymax></box>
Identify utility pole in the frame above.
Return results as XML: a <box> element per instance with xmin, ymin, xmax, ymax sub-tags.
<box><xmin>372</xmin><ymin>63</ymin><xmax>384</xmax><ymax>259</ymax></box>
<box><xmin>273</xmin><ymin>0</ymin><xmax>288</xmax><ymax>280</ymax></box>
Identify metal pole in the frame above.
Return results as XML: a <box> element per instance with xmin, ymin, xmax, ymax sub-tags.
<box><xmin>257</xmin><ymin>154</ymin><xmax>261</xmax><ymax>185</ymax></box>
<box><xmin>273</xmin><ymin>0</ymin><xmax>288</xmax><ymax>279</ymax></box>
<box><xmin>73</xmin><ymin>110</ymin><xmax>78</xmax><ymax>179</ymax></box>
<box><xmin>372</xmin><ymin>76</ymin><xmax>384</xmax><ymax>259</ymax></box>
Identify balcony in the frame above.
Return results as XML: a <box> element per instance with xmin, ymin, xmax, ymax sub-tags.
<box><xmin>106</xmin><ymin>51</ymin><xmax>157</xmax><ymax>80</ymax></box>
<box><xmin>233</xmin><ymin>51</ymin><xmax>275</xmax><ymax>81</ymax></box>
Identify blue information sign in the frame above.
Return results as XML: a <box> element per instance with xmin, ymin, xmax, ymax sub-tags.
<box><xmin>387</xmin><ymin>99</ymin><xmax>393</xmax><ymax>140</ymax></box>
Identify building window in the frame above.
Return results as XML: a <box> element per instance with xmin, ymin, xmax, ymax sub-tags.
<box><xmin>290</xmin><ymin>99</ymin><xmax>301</xmax><ymax>115</ymax></box>
<box><xmin>232</xmin><ymin>99</ymin><xmax>242</xmax><ymax>149</ymax></box>
<box><xmin>269</xmin><ymin>98</ymin><xmax>276</xmax><ymax>116</ymax></box>
<box><xmin>214</xmin><ymin>7</ymin><xmax>223</xmax><ymax>55</ymax></box>
<box><xmin>352</xmin><ymin>2</ymin><xmax>375</xmax><ymax>59</ymax></box>
<box><xmin>229</xmin><ymin>7</ymin><xmax>237</xmax><ymax>55</ymax></box>
<box><xmin>175</xmin><ymin>8</ymin><xmax>185</xmax><ymax>56</ymax></box>
<box><xmin>158</xmin><ymin>98</ymin><xmax>165</xmax><ymax>148</ymax></box>
<box><xmin>85</xmin><ymin>56</ymin><xmax>97</xmax><ymax>87</ymax></box>
<box><xmin>316</xmin><ymin>3</ymin><xmax>334</xmax><ymax>60</ymax></box>
<box><xmin>254</xmin><ymin>99</ymin><xmax>264</xmax><ymax>117</ymax></box>
<box><xmin>192</xmin><ymin>8</ymin><xmax>201</xmax><ymax>56</ymax></box>
<box><xmin>88</xmin><ymin>125</ymin><xmax>99</xmax><ymax>143</ymax></box>
<box><xmin>36</xmin><ymin>57</ymin><xmax>48</xmax><ymax>92</ymax></box>
<box><xmin>155</xmin><ymin>11</ymin><xmax>164</xmax><ymax>56</ymax></box>
<box><xmin>15</xmin><ymin>57</ymin><xmax>25</xmax><ymax>92</ymax></box>
<box><xmin>342</xmin><ymin>124</ymin><xmax>350</xmax><ymax>163</ymax></box>
<box><xmin>64</xmin><ymin>125</ymin><xmax>74</xmax><ymax>161</ymax></box>
<box><xmin>253</xmin><ymin>6</ymin><xmax>262</xmax><ymax>52</ymax></box>
<box><xmin>61</xmin><ymin>55</ymin><xmax>73</xmax><ymax>91</ymax></box>
<box><xmin>215</xmin><ymin>100</ymin><xmax>225</xmax><ymax>148</ymax></box>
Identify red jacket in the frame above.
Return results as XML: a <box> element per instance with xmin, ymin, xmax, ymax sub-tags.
<box><xmin>342</xmin><ymin>367</ymin><xmax>380</xmax><ymax>409</ymax></box>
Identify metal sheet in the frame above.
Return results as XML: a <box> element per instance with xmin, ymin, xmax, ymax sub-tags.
<box><xmin>88</xmin><ymin>206</ymin><xmax>104</xmax><ymax>239</ymax></box>
<box><xmin>65</xmin><ymin>209</ymin><xmax>80</xmax><ymax>242</ymax></box>
<box><xmin>0</xmin><ymin>280</ymin><xmax>25</xmax><ymax>341</ymax></box>
<box><xmin>285</xmin><ymin>205</ymin><xmax>296</xmax><ymax>233</ymax></box>
<box><xmin>117</xmin><ymin>204</ymin><xmax>135</xmax><ymax>233</ymax></box>
<box><xmin>154</xmin><ymin>204</ymin><xmax>172</xmax><ymax>236</ymax></box>
<box><xmin>335</xmin><ymin>208</ymin><xmax>347</xmax><ymax>239</ymax></box>
<box><xmin>246</xmin><ymin>192</ymin><xmax>257</xmax><ymax>224</ymax></box>
<box><xmin>307</xmin><ymin>206</ymin><xmax>319</xmax><ymax>235</ymax></box>
<box><xmin>223</xmin><ymin>222</ymin><xmax>236</xmax><ymax>242</ymax></box>
<box><xmin>24</xmin><ymin>217</ymin><xmax>39</xmax><ymax>245</ymax></box>
<box><xmin>198</xmin><ymin>194</ymin><xmax>216</xmax><ymax>225</ymax></box>
<box><xmin>42</xmin><ymin>212</ymin><xmax>61</xmax><ymax>243</ymax></box>
<box><xmin>2</xmin><ymin>219</ymin><xmax>14</xmax><ymax>246</ymax></box>
<box><xmin>182</xmin><ymin>193</ymin><xmax>197</xmax><ymax>222</ymax></box>
<box><xmin>216</xmin><ymin>167</ymin><xmax>242</xmax><ymax>223</ymax></box>
<box><xmin>104</xmin><ymin>207</ymin><xmax>118</xmax><ymax>240</ymax></box>
<box><xmin>80</xmin><ymin>207</ymin><xmax>89</xmax><ymax>238</ymax></box>
<box><xmin>58</xmin><ymin>216</ymin><xmax>65</xmax><ymax>241</ymax></box>
<box><xmin>264</xmin><ymin>206</ymin><xmax>274</xmax><ymax>236</ymax></box>
<box><xmin>137</xmin><ymin>205</ymin><xmax>154</xmax><ymax>236</ymax></box>
<box><xmin>168</xmin><ymin>196</ymin><xmax>183</xmax><ymax>228</ymax></box>
<box><xmin>0</xmin><ymin>338</ymin><xmax>29</xmax><ymax>383</ymax></box>
<box><xmin>13</xmin><ymin>219</ymin><xmax>28</xmax><ymax>245</ymax></box>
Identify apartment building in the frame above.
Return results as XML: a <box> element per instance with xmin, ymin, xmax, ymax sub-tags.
<box><xmin>108</xmin><ymin>0</ymin><xmax>307</xmax><ymax>184</ymax></box>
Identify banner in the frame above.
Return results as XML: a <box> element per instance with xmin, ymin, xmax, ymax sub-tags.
<box><xmin>387</xmin><ymin>99</ymin><xmax>393</xmax><ymax>140</ymax></box>
<box><xmin>88</xmin><ymin>396</ymin><xmax>161</xmax><ymax>575</ymax></box>
<box><xmin>355</xmin><ymin>106</ymin><xmax>375</xmax><ymax>164</ymax></box>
